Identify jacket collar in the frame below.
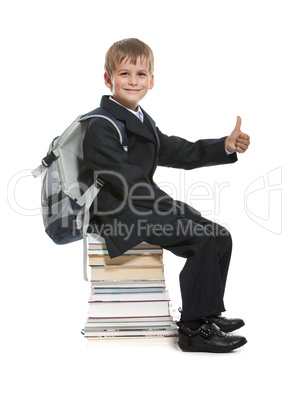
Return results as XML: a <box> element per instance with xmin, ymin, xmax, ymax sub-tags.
<box><xmin>100</xmin><ymin>95</ymin><xmax>156</xmax><ymax>144</ymax></box>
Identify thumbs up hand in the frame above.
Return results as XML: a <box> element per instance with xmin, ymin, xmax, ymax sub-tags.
<box><xmin>225</xmin><ymin>116</ymin><xmax>250</xmax><ymax>153</ymax></box>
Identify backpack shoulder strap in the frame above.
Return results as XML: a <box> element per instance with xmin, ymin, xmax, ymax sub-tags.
<box><xmin>80</xmin><ymin>107</ymin><xmax>128</xmax><ymax>149</ymax></box>
<box><xmin>32</xmin><ymin>108</ymin><xmax>128</xmax><ymax>179</ymax></box>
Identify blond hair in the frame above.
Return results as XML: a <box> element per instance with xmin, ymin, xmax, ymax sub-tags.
<box><xmin>105</xmin><ymin>38</ymin><xmax>154</xmax><ymax>78</ymax></box>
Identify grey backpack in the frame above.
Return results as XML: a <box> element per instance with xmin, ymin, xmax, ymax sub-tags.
<box><xmin>32</xmin><ymin>107</ymin><xmax>128</xmax><ymax>280</ymax></box>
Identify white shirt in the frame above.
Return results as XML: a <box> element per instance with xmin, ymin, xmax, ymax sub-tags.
<box><xmin>109</xmin><ymin>96</ymin><xmax>144</xmax><ymax>122</ymax></box>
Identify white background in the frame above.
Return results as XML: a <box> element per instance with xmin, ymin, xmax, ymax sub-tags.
<box><xmin>1</xmin><ymin>1</ymin><xmax>287</xmax><ymax>401</ymax></box>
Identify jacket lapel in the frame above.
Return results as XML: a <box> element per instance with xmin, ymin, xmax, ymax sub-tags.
<box><xmin>142</xmin><ymin>110</ymin><xmax>160</xmax><ymax>154</ymax></box>
<box><xmin>125</xmin><ymin>112</ymin><xmax>157</xmax><ymax>144</ymax></box>
<box><xmin>100</xmin><ymin>96</ymin><xmax>157</xmax><ymax>145</ymax></box>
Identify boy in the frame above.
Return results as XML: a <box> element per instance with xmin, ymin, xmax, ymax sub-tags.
<box><xmin>80</xmin><ymin>38</ymin><xmax>250</xmax><ymax>352</ymax></box>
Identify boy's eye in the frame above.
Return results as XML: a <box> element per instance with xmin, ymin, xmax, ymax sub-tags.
<box><xmin>119</xmin><ymin>72</ymin><xmax>147</xmax><ymax>76</ymax></box>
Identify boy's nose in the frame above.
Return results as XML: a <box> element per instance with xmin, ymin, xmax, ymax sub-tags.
<box><xmin>128</xmin><ymin>75</ymin><xmax>138</xmax><ymax>85</ymax></box>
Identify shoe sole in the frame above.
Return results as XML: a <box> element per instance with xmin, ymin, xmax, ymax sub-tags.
<box><xmin>178</xmin><ymin>338</ymin><xmax>247</xmax><ymax>353</ymax></box>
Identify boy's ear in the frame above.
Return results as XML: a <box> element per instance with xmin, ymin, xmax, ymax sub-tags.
<box><xmin>149</xmin><ymin>75</ymin><xmax>154</xmax><ymax>90</ymax></box>
<box><xmin>104</xmin><ymin>72</ymin><xmax>113</xmax><ymax>89</ymax></box>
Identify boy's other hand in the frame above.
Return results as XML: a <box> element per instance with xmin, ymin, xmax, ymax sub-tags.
<box><xmin>225</xmin><ymin>116</ymin><xmax>250</xmax><ymax>153</ymax></box>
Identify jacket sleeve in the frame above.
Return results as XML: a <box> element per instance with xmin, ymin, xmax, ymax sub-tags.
<box><xmin>82</xmin><ymin>118</ymin><xmax>175</xmax><ymax>212</ymax></box>
<box><xmin>157</xmin><ymin>129</ymin><xmax>237</xmax><ymax>169</ymax></box>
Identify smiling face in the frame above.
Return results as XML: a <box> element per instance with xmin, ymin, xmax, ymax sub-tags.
<box><xmin>104</xmin><ymin>57</ymin><xmax>154</xmax><ymax>111</ymax></box>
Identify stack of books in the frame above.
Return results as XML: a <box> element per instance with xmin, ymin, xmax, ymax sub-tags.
<box><xmin>83</xmin><ymin>235</ymin><xmax>178</xmax><ymax>344</ymax></box>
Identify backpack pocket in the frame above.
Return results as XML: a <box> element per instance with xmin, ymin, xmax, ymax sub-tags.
<box><xmin>44</xmin><ymin>191</ymin><xmax>83</xmax><ymax>244</ymax></box>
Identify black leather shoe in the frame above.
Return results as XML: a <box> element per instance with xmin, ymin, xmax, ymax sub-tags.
<box><xmin>177</xmin><ymin>321</ymin><xmax>247</xmax><ymax>353</ymax></box>
<box><xmin>205</xmin><ymin>314</ymin><xmax>245</xmax><ymax>333</ymax></box>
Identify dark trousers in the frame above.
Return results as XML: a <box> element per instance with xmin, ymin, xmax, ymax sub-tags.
<box><xmin>145</xmin><ymin>208</ymin><xmax>232</xmax><ymax>321</ymax></box>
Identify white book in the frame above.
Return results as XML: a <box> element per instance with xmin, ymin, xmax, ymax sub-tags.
<box><xmin>88</xmin><ymin>300</ymin><xmax>171</xmax><ymax>318</ymax></box>
<box><xmin>91</xmin><ymin>287</ymin><xmax>166</xmax><ymax>294</ymax></box>
<box><xmin>84</xmin><ymin>320</ymin><xmax>177</xmax><ymax>329</ymax></box>
<box><xmin>88</xmin><ymin>249</ymin><xmax>163</xmax><ymax>255</ymax></box>
<box><xmin>89</xmin><ymin>290</ymin><xmax>170</xmax><ymax>302</ymax></box>
<box><xmin>86</xmin><ymin>316</ymin><xmax>174</xmax><ymax>324</ymax></box>
<box><xmin>84</xmin><ymin>328</ymin><xmax>178</xmax><ymax>337</ymax></box>
<box><xmin>87</xmin><ymin>235</ymin><xmax>161</xmax><ymax>249</ymax></box>
<box><xmin>91</xmin><ymin>279</ymin><xmax>165</xmax><ymax>287</ymax></box>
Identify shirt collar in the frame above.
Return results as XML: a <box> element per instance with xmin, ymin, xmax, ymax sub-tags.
<box><xmin>109</xmin><ymin>96</ymin><xmax>144</xmax><ymax>122</ymax></box>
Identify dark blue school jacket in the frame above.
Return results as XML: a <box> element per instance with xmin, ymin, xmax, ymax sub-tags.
<box><xmin>80</xmin><ymin>95</ymin><xmax>237</xmax><ymax>257</ymax></box>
